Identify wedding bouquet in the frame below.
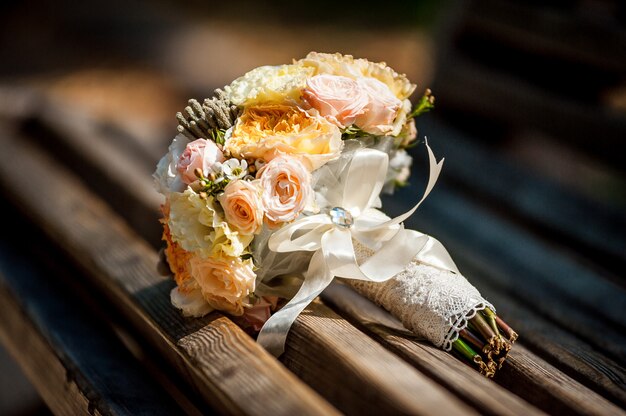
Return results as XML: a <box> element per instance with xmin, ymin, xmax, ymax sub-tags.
<box><xmin>154</xmin><ymin>52</ymin><xmax>517</xmax><ymax>377</ymax></box>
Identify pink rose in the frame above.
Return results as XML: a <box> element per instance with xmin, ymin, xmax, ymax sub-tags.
<box><xmin>355</xmin><ymin>77</ymin><xmax>402</xmax><ymax>135</ymax></box>
<box><xmin>302</xmin><ymin>74</ymin><xmax>368</xmax><ymax>128</ymax></box>
<box><xmin>177</xmin><ymin>139</ymin><xmax>224</xmax><ymax>184</ymax></box>
<box><xmin>219</xmin><ymin>179</ymin><xmax>264</xmax><ymax>235</ymax></box>
<box><xmin>242</xmin><ymin>296</ymin><xmax>278</xmax><ymax>331</ymax></box>
<box><xmin>257</xmin><ymin>156</ymin><xmax>312</xmax><ymax>226</ymax></box>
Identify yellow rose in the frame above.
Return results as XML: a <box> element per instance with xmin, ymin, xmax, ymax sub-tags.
<box><xmin>190</xmin><ymin>255</ymin><xmax>256</xmax><ymax>316</ymax></box>
<box><xmin>297</xmin><ymin>52</ymin><xmax>416</xmax><ymax>101</ymax></box>
<box><xmin>168</xmin><ymin>189</ymin><xmax>253</xmax><ymax>258</ymax></box>
<box><xmin>225</xmin><ymin>105</ymin><xmax>342</xmax><ymax>170</ymax></box>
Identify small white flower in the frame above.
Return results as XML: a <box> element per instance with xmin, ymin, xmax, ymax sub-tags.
<box><xmin>222</xmin><ymin>158</ymin><xmax>248</xmax><ymax>181</ymax></box>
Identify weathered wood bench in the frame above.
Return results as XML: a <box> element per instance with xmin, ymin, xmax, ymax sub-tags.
<box><xmin>0</xmin><ymin>80</ymin><xmax>624</xmax><ymax>415</ymax></box>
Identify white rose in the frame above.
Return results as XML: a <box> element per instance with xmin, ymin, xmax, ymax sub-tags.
<box><xmin>153</xmin><ymin>134</ymin><xmax>190</xmax><ymax>195</ymax></box>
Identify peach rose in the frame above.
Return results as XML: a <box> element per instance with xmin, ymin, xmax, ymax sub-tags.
<box><xmin>355</xmin><ymin>77</ymin><xmax>402</xmax><ymax>135</ymax></box>
<box><xmin>190</xmin><ymin>255</ymin><xmax>256</xmax><ymax>316</ymax></box>
<box><xmin>177</xmin><ymin>139</ymin><xmax>224</xmax><ymax>184</ymax></box>
<box><xmin>302</xmin><ymin>74</ymin><xmax>367</xmax><ymax>127</ymax></box>
<box><xmin>225</xmin><ymin>105</ymin><xmax>342</xmax><ymax>171</ymax></box>
<box><xmin>257</xmin><ymin>155</ymin><xmax>313</xmax><ymax>226</ymax></box>
<box><xmin>218</xmin><ymin>179</ymin><xmax>264</xmax><ymax>235</ymax></box>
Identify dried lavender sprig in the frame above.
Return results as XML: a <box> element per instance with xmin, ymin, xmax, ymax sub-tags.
<box><xmin>176</xmin><ymin>91</ymin><xmax>241</xmax><ymax>141</ymax></box>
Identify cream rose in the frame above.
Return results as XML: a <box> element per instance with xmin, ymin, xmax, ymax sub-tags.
<box><xmin>225</xmin><ymin>105</ymin><xmax>342</xmax><ymax>170</ymax></box>
<box><xmin>355</xmin><ymin>77</ymin><xmax>403</xmax><ymax>135</ymax></box>
<box><xmin>177</xmin><ymin>139</ymin><xmax>224</xmax><ymax>184</ymax></box>
<box><xmin>168</xmin><ymin>189</ymin><xmax>253</xmax><ymax>258</ymax></box>
<box><xmin>257</xmin><ymin>155</ymin><xmax>313</xmax><ymax>225</ymax></box>
<box><xmin>302</xmin><ymin>74</ymin><xmax>367</xmax><ymax>127</ymax></box>
<box><xmin>190</xmin><ymin>255</ymin><xmax>256</xmax><ymax>316</ymax></box>
<box><xmin>218</xmin><ymin>179</ymin><xmax>264</xmax><ymax>235</ymax></box>
<box><xmin>223</xmin><ymin>64</ymin><xmax>314</xmax><ymax>106</ymax></box>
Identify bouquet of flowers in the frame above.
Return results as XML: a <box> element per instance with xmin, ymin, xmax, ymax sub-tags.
<box><xmin>154</xmin><ymin>52</ymin><xmax>517</xmax><ymax>377</ymax></box>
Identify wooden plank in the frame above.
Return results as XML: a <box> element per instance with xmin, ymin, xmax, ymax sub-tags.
<box><xmin>322</xmin><ymin>283</ymin><xmax>625</xmax><ymax>416</ymax></box>
<box><xmin>0</xmin><ymin>128</ymin><xmax>337</xmax><ymax>416</ymax></box>
<box><xmin>22</xmin><ymin>105</ymin><xmax>621</xmax><ymax>412</ymax></box>
<box><xmin>17</xmin><ymin>99</ymin><xmax>501</xmax><ymax>415</ymax></box>
<box><xmin>417</xmin><ymin>117</ymin><xmax>626</xmax><ymax>276</ymax></box>
<box><xmin>321</xmin><ymin>283</ymin><xmax>545</xmax><ymax>416</ymax></box>
<box><xmin>463</xmin><ymin>0</ymin><xmax>626</xmax><ymax>73</ymax></box>
<box><xmin>0</xmin><ymin>129</ymin><xmax>480</xmax><ymax>415</ymax></box>
<box><xmin>433</xmin><ymin>57</ymin><xmax>626</xmax><ymax>171</ymax></box>
<box><xmin>0</xmin><ymin>237</ymin><xmax>184</xmax><ymax>415</ymax></box>
<box><xmin>22</xmin><ymin>106</ymin><xmax>163</xmax><ymax>247</ymax></box>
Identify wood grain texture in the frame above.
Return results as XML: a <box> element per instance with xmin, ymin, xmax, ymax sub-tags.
<box><xmin>16</xmin><ymin>112</ymin><xmax>495</xmax><ymax>414</ymax></box>
<box><xmin>323</xmin><ymin>283</ymin><xmax>626</xmax><ymax>416</ymax></box>
<box><xmin>0</xmin><ymin>129</ymin><xmax>481</xmax><ymax>415</ymax></box>
<box><xmin>22</xmin><ymin>106</ymin><xmax>164</xmax><ymax>247</ymax></box>
<box><xmin>417</xmin><ymin>117</ymin><xmax>626</xmax><ymax>276</ymax></box>
<box><xmin>0</xmin><ymin>236</ymin><xmax>184</xmax><ymax>416</ymax></box>
<box><xmin>503</xmin><ymin>346</ymin><xmax>625</xmax><ymax>416</ymax></box>
<box><xmin>433</xmin><ymin>56</ymin><xmax>626</xmax><ymax>171</ymax></box>
<box><xmin>461</xmin><ymin>256</ymin><xmax>626</xmax><ymax>410</ymax></box>
<box><xmin>0</xmin><ymin>283</ymin><xmax>105</xmax><ymax>416</ymax></box>
<box><xmin>0</xmin><ymin>132</ymin><xmax>472</xmax><ymax>414</ymax></box>
<box><xmin>28</xmin><ymin>109</ymin><xmax>626</xmax><ymax>414</ymax></box>
<box><xmin>0</xmin><ymin>129</ymin><xmax>337</xmax><ymax>416</ymax></box>
<box><xmin>282</xmin><ymin>300</ymin><xmax>478</xmax><ymax>415</ymax></box>
<box><xmin>321</xmin><ymin>283</ymin><xmax>544</xmax><ymax>416</ymax></box>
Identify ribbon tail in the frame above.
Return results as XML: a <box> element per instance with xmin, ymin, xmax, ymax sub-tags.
<box><xmin>409</xmin><ymin>230</ymin><xmax>460</xmax><ymax>274</ymax></box>
<box><xmin>256</xmin><ymin>249</ymin><xmax>335</xmax><ymax>357</ymax></box>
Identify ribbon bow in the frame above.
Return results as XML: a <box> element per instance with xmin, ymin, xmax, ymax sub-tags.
<box><xmin>257</xmin><ymin>142</ymin><xmax>459</xmax><ymax>356</ymax></box>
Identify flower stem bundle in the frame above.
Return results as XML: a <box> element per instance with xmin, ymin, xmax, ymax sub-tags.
<box><xmin>453</xmin><ymin>310</ymin><xmax>518</xmax><ymax>377</ymax></box>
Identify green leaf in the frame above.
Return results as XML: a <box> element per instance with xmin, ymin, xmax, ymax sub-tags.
<box><xmin>409</xmin><ymin>89</ymin><xmax>435</xmax><ymax>119</ymax></box>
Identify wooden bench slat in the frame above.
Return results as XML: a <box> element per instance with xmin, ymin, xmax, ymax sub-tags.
<box><xmin>26</xmin><ymin>111</ymin><xmax>530</xmax><ymax>414</ymax></box>
<box><xmin>0</xmin><ymin>232</ymin><xmax>184</xmax><ymax>415</ymax></box>
<box><xmin>321</xmin><ymin>283</ymin><xmax>544</xmax><ymax>416</ymax></box>
<box><xmin>0</xmin><ymin>128</ymin><xmax>338</xmax><ymax>416</ymax></box>
<box><xmin>27</xmin><ymin>106</ymin><xmax>626</xmax><ymax>414</ymax></box>
<box><xmin>0</xmin><ymin>129</ymin><xmax>483</xmax><ymax>415</ymax></box>
<box><xmin>18</xmin><ymin>100</ymin><xmax>623</xmax><ymax>410</ymax></box>
<box><xmin>322</xmin><ymin>283</ymin><xmax>625</xmax><ymax>416</ymax></box>
<box><xmin>19</xmin><ymin>99</ymin><xmax>501</xmax><ymax>415</ymax></box>
<box><xmin>433</xmin><ymin>56</ymin><xmax>626</xmax><ymax>171</ymax></box>
<box><xmin>419</xmin><ymin>117</ymin><xmax>626</xmax><ymax>275</ymax></box>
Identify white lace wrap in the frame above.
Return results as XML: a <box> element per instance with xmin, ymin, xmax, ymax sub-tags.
<box><xmin>349</xmin><ymin>241</ymin><xmax>494</xmax><ymax>351</ymax></box>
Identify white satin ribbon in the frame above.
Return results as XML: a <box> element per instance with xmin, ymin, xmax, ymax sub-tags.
<box><xmin>257</xmin><ymin>142</ymin><xmax>459</xmax><ymax>356</ymax></box>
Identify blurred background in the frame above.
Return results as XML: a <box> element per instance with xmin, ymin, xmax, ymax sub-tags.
<box><xmin>0</xmin><ymin>0</ymin><xmax>625</xmax><ymax>414</ymax></box>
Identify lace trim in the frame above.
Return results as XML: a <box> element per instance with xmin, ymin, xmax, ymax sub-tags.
<box><xmin>442</xmin><ymin>301</ymin><xmax>495</xmax><ymax>351</ymax></box>
<box><xmin>350</xmin><ymin>239</ymin><xmax>493</xmax><ymax>350</ymax></box>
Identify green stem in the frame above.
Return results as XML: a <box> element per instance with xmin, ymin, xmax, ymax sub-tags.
<box><xmin>472</xmin><ymin>312</ymin><xmax>497</xmax><ymax>342</ymax></box>
<box><xmin>481</xmin><ymin>308</ymin><xmax>500</xmax><ymax>337</ymax></box>
<box><xmin>452</xmin><ymin>338</ymin><xmax>480</xmax><ymax>364</ymax></box>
